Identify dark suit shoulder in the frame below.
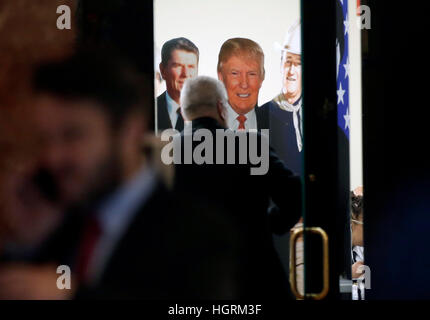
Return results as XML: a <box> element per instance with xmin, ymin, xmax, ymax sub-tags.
<box><xmin>156</xmin><ymin>91</ymin><xmax>166</xmax><ymax>104</ymax></box>
<box><xmin>260</xmin><ymin>99</ymin><xmax>276</xmax><ymax>109</ymax></box>
<box><xmin>156</xmin><ymin>91</ymin><xmax>172</xmax><ymax>131</ymax></box>
<box><xmin>255</xmin><ymin>104</ymin><xmax>270</xmax><ymax>130</ymax></box>
<box><xmin>261</xmin><ymin>100</ymin><xmax>294</xmax><ymax>120</ymax></box>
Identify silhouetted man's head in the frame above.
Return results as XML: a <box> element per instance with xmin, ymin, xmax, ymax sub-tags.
<box><xmin>33</xmin><ymin>50</ymin><xmax>150</xmax><ymax>208</ymax></box>
<box><xmin>180</xmin><ymin>76</ymin><xmax>229</xmax><ymax>127</ymax></box>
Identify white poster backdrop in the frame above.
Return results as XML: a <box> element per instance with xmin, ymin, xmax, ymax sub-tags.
<box><xmin>154</xmin><ymin>0</ymin><xmax>300</xmax><ymax>106</ymax></box>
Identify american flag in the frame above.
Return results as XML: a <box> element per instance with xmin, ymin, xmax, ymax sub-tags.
<box><xmin>337</xmin><ymin>0</ymin><xmax>350</xmax><ymax>139</ymax></box>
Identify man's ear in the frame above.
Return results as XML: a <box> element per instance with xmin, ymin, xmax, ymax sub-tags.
<box><xmin>217</xmin><ymin>71</ymin><xmax>223</xmax><ymax>82</ymax></box>
<box><xmin>216</xmin><ymin>101</ymin><xmax>223</xmax><ymax>118</ymax></box>
<box><xmin>159</xmin><ymin>62</ymin><xmax>165</xmax><ymax>80</ymax></box>
<box><xmin>217</xmin><ymin>101</ymin><xmax>227</xmax><ymax>122</ymax></box>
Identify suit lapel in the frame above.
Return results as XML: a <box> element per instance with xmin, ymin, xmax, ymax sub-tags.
<box><xmin>255</xmin><ymin>105</ymin><xmax>270</xmax><ymax>130</ymax></box>
<box><xmin>157</xmin><ymin>91</ymin><xmax>173</xmax><ymax>132</ymax></box>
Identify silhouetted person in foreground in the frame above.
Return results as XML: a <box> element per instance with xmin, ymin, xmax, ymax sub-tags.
<box><xmin>0</xmin><ymin>51</ymin><xmax>250</xmax><ymax>300</ymax></box>
<box><xmin>172</xmin><ymin>76</ymin><xmax>302</xmax><ymax>299</ymax></box>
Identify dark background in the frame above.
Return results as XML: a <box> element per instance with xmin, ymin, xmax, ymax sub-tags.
<box><xmin>362</xmin><ymin>0</ymin><xmax>430</xmax><ymax>299</ymax></box>
<box><xmin>76</xmin><ymin>0</ymin><xmax>155</xmax><ymax>129</ymax></box>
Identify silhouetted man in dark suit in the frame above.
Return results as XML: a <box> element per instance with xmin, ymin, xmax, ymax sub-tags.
<box><xmin>171</xmin><ymin>76</ymin><xmax>302</xmax><ymax>299</ymax></box>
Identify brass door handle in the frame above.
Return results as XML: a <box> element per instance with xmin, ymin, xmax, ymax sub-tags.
<box><xmin>290</xmin><ymin>227</ymin><xmax>305</xmax><ymax>300</ymax></box>
<box><xmin>290</xmin><ymin>227</ymin><xmax>329</xmax><ymax>300</ymax></box>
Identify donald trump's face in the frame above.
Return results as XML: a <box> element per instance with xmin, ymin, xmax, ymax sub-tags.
<box><xmin>218</xmin><ymin>54</ymin><xmax>264</xmax><ymax>115</ymax></box>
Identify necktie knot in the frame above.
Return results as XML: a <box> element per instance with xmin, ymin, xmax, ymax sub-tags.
<box><xmin>175</xmin><ymin>107</ymin><xmax>184</xmax><ymax>131</ymax></box>
<box><xmin>236</xmin><ymin>114</ymin><xmax>247</xmax><ymax>130</ymax></box>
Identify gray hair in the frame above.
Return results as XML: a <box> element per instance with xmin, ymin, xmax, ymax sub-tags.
<box><xmin>180</xmin><ymin>76</ymin><xmax>228</xmax><ymax>121</ymax></box>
